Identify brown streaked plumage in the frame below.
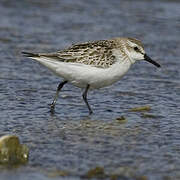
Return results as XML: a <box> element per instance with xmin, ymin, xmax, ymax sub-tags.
<box><xmin>35</xmin><ymin>39</ymin><xmax>117</xmax><ymax>68</ymax></box>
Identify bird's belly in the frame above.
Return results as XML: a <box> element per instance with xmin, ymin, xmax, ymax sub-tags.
<box><xmin>35</xmin><ymin>59</ymin><xmax>131</xmax><ymax>89</ymax></box>
<box><xmin>55</xmin><ymin>63</ymin><xmax>130</xmax><ymax>89</ymax></box>
<box><xmin>69</xmin><ymin>74</ymin><xmax>120</xmax><ymax>89</ymax></box>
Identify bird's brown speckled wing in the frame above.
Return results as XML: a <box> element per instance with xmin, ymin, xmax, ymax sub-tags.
<box><xmin>39</xmin><ymin>40</ymin><xmax>117</xmax><ymax>68</ymax></box>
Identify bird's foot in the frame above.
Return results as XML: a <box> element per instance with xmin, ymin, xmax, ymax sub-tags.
<box><xmin>50</xmin><ymin>103</ymin><xmax>55</xmax><ymax>114</ymax></box>
<box><xmin>89</xmin><ymin>110</ymin><xmax>93</xmax><ymax>115</ymax></box>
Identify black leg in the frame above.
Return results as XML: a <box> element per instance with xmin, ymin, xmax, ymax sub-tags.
<box><xmin>82</xmin><ymin>84</ymin><xmax>93</xmax><ymax>114</ymax></box>
<box><xmin>50</xmin><ymin>81</ymin><xmax>68</xmax><ymax>112</ymax></box>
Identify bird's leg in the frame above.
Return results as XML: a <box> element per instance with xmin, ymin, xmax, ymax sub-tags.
<box><xmin>50</xmin><ymin>81</ymin><xmax>68</xmax><ymax>112</ymax></box>
<box><xmin>82</xmin><ymin>84</ymin><xmax>93</xmax><ymax>114</ymax></box>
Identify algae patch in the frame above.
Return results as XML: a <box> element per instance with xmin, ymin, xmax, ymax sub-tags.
<box><xmin>129</xmin><ymin>105</ymin><xmax>151</xmax><ymax>112</ymax></box>
<box><xmin>116</xmin><ymin>116</ymin><xmax>127</xmax><ymax>123</ymax></box>
<box><xmin>141</xmin><ymin>113</ymin><xmax>159</xmax><ymax>119</ymax></box>
<box><xmin>83</xmin><ymin>166</ymin><xmax>106</xmax><ymax>179</ymax></box>
<box><xmin>82</xmin><ymin>166</ymin><xmax>148</xmax><ymax>180</ymax></box>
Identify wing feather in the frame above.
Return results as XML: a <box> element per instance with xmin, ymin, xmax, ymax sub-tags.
<box><xmin>24</xmin><ymin>40</ymin><xmax>117</xmax><ymax>68</ymax></box>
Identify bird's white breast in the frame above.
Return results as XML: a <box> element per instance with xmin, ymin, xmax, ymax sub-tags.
<box><xmin>31</xmin><ymin>57</ymin><xmax>132</xmax><ymax>89</ymax></box>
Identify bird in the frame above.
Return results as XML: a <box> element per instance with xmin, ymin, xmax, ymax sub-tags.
<box><xmin>22</xmin><ymin>37</ymin><xmax>160</xmax><ymax>114</ymax></box>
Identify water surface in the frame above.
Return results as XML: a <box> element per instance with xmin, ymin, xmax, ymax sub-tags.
<box><xmin>0</xmin><ymin>0</ymin><xmax>180</xmax><ymax>179</ymax></box>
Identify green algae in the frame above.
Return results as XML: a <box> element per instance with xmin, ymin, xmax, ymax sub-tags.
<box><xmin>83</xmin><ymin>166</ymin><xmax>106</xmax><ymax>179</ymax></box>
<box><xmin>82</xmin><ymin>166</ymin><xmax>148</xmax><ymax>180</ymax></box>
<box><xmin>141</xmin><ymin>113</ymin><xmax>160</xmax><ymax>119</ymax></box>
<box><xmin>116</xmin><ymin>116</ymin><xmax>127</xmax><ymax>123</ymax></box>
<box><xmin>129</xmin><ymin>105</ymin><xmax>151</xmax><ymax>112</ymax></box>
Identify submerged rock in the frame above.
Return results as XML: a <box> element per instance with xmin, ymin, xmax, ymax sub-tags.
<box><xmin>0</xmin><ymin>135</ymin><xmax>29</xmax><ymax>165</ymax></box>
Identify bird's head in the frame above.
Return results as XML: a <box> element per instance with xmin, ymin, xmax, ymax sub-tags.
<box><xmin>118</xmin><ymin>37</ymin><xmax>160</xmax><ymax>68</ymax></box>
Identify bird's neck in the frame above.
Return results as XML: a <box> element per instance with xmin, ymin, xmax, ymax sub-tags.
<box><xmin>112</xmin><ymin>48</ymin><xmax>135</xmax><ymax>65</ymax></box>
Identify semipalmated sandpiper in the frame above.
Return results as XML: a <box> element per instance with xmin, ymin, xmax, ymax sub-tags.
<box><xmin>22</xmin><ymin>37</ymin><xmax>160</xmax><ymax>114</ymax></box>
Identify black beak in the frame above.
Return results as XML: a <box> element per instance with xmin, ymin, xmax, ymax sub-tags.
<box><xmin>144</xmin><ymin>54</ymin><xmax>161</xmax><ymax>68</ymax></box>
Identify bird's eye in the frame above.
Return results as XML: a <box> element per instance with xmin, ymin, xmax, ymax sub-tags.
<box><xmin>134</xmin><ymin>47</ymin><xmax>139</xmax><ymax>52</ymax></box>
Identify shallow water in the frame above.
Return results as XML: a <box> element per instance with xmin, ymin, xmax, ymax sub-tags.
<box><xmin>0</xmin><ymin>0</ymin><xmax>180</xmax><ymax>179</ymax></box>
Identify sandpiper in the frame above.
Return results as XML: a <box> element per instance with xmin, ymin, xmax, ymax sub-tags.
<box><xmin>22</xmin><ymin>37</ymin><xmax>160</xmax><ymax>114</ymax></box>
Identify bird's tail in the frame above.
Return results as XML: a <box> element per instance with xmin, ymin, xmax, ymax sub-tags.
<box><xmin>22</xmin><ymin>51</ymin><xmax>40</xmax><ymax>57</ymax></box>
<box><xmin>21</xmin><ymin>51</ymin><xmax>61</xmax><ymax>73</ymax></box>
